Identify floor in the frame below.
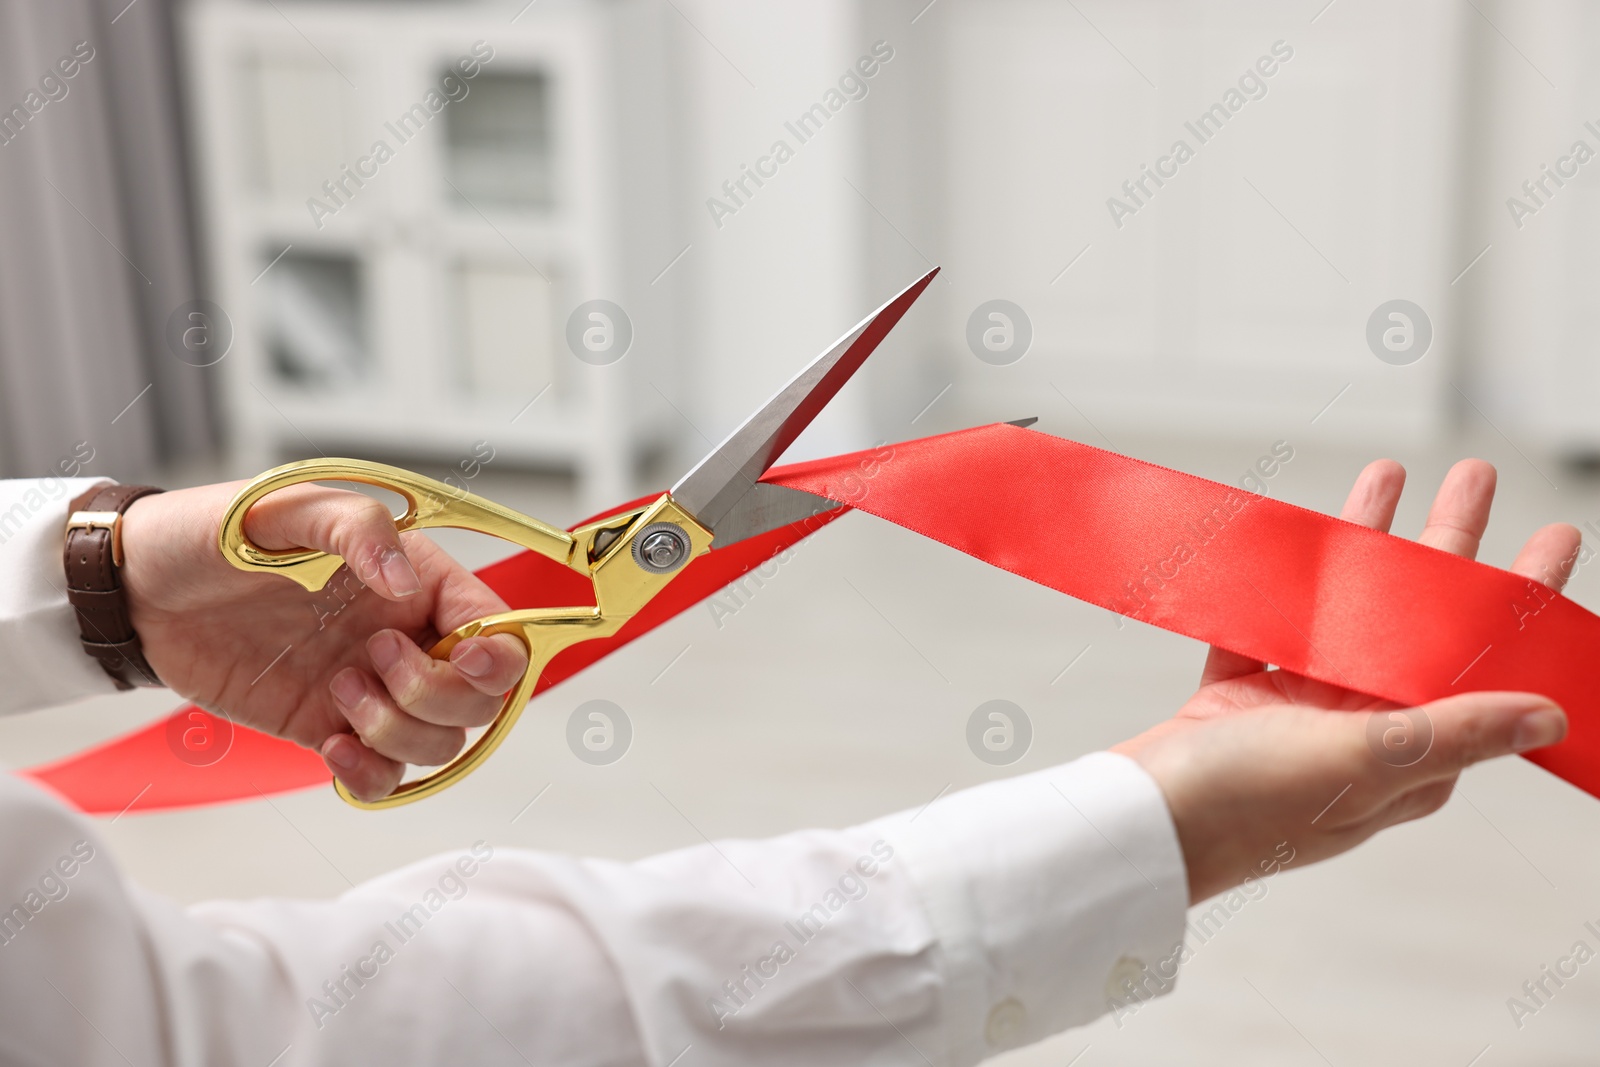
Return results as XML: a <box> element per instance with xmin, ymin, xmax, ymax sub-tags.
<box><xmin>4</xmin><ymin>424</ymin><xmax>1599</xmax><ymax>1066</ymax></box>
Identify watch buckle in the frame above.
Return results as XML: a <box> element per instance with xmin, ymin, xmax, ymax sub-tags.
<box><xmin>67</xmin><ymin>510</ymin><xmax>126</xmax><ymax>566</ymax></box>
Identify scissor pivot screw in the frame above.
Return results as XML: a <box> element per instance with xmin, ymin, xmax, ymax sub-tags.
<box><xmin>632</xmin><ymin>522</ymin><xmax>690</xmax><ymax>573</ymax></box>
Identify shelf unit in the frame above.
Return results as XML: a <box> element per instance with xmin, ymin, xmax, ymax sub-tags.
<box><xmin>182</xmin><ymin>0</ymin><xmax>678</xmax><ymax>512</ymax></box>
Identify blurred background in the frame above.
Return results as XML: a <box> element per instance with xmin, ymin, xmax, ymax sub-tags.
<box><xmin>4</xmin><ymin>0</ymin><xmax>1600</xmax><ymax>1063</ymax></box>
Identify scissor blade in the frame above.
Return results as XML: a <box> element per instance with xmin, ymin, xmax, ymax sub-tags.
<box><xmin>705</xmin><ymin>483</ymin><xmax>843</xmax><ymax>549</ymax></box>
<box><xmin>671</xmin><ymin>267</ymin><xmax>939</xmax><ymax>539</ymax></box>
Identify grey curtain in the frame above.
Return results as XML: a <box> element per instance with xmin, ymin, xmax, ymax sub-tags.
<box><xmin>0</xmin><ymin>0</ymin><xmax>215</xmax><ymax>482</ymax></box>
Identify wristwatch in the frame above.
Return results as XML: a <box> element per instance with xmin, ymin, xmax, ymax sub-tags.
<box><xmin>63</xmin><ymin>483</ymin><xmax>166</xmax><ymax>690</ymax></box>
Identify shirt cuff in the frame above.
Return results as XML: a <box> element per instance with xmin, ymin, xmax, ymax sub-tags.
<box><xmin>0</xmin><ymin>477</ymin><xmax>122</xmax><ymax>715</ymax></box>
<box><xmin>870</xmin><ymin>751</ymin><xmax>1188</xmax><ymax>1063</ymax></box>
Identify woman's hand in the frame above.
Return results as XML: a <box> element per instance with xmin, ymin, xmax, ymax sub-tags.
<box><xmin>117</xmin><ymin>481</ymin><xmax>530</xmax><ymax>802</ymax></box>
<box><xmin>1119</xmin><ymin>459</ymin><xmax>1580</xmax><ymax>903</ymax></box>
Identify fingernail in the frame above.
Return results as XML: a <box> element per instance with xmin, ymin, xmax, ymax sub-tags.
<box><xmin>1513</xmin><ymin>707</ymin><xmax>1567</xmax><ymax>752</ymax></box>
<box><xmin>451</xmin><ymin>642</ymin><xmax>493</xmax><ymax>679</ymax></box>
<box><xmin>380</xmin><ymin>549</ymin><xmax>422</xmax><ymax>597</ymax></box>
<box><xmin>323</xmin><ymin>734</ymin><xmax>362</xmax><ymax>772</ymax></box>
<box><xmin>330</xmin><ymin>668</ymin><xmax>366</xmax><ymax>710</ymax></box>
<box><xmin>367</xmin><ymin>630</ymin><xmax>405</xmax><ymax>675</ymax></box>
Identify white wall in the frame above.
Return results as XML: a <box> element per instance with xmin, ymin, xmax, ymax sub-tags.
<box><xmin>868</xmin><ymin>0</ymin><xmax>1468</xmax><ymax>449</ymax></box>
<box><xmin>1465</xmin><ymin>0</ymin><xmax>1600</xmax><ymax>453</ymax></box>
<box><xmin>670</xmin><ymin>0</ymin><xmax>874</xmax><ymax>467</ymax></box>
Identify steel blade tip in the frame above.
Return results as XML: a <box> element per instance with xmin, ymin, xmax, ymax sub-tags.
<box><xmin>671</xmin><ymin>268</ymin><xmax>942</xmax><ymax>533</ymax></box>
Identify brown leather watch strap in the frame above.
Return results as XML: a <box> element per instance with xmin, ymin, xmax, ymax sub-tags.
<box><xmin>64</xmin><ymin>483</ymin><xmax>165</xmax><ymax>690</ymax></box>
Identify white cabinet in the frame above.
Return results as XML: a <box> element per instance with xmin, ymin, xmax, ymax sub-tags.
<box><xmin>182</xmin><ymin>0</ymin><xmax>679</xmax><ymax>512</ymax></box>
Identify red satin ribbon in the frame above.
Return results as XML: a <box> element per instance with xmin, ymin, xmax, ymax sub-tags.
<box><xmin>21</xmin><ymin>506</ymin><xmax>845</xmax><ymax>814</ymax></box>
<box><xmin>22</xmin><ymin>423</ymin><xmax>1598</xmax><ymax>812</ymax></box>
<box><xmin>770</xmin><ymin>424</ymin><xmax>1596</xmax><ymax>797</ymax></box>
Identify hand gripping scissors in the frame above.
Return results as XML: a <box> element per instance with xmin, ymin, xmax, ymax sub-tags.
<box><xmin>218</xmin><ymin>268</ymin><xmax>940</xmax><ymax>809</ymax></box>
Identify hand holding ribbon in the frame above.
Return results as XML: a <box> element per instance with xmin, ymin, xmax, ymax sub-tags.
<box><xmin>1114</xmin><ymin>458</ymin><xmax>1575</xmax><ymax>902</ymax></box>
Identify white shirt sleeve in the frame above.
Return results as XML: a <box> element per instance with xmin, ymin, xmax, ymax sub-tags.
<box><xmin>0</xmin><ymin>753</ymin><xmax>1187</xmax><ymax>1066</ymax></box>
<box><xmin>0</xmin><ymin>477</ymin><xmax>121</xmax><ymax>714</ymax></box>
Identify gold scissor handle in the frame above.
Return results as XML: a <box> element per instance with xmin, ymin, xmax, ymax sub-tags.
<box><xmin>218</xmin><ymin>458</ymin><xmax>577</xmax><ymax>590</ymax></box>
<box><xmin>334</xmin><ymin>607</ymin><xmax>606</xmax><ymax>810</ymax></box>
<box><xmin>219</xmin><ymin>459</ymin><xmax>713</xmax><ymax>810</ymax></box>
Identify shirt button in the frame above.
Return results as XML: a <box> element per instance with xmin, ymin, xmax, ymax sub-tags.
<box><xmin>984</xmin><ymin>997</ymin><xmax>1026</xmax><ymax>1049</ymax></box>
<box><xmin>1105</xmin><ymin>955</ymin><xmax>1147</xmax><ymax>1001</ymax></box>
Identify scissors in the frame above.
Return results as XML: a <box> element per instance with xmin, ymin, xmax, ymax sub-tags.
<box><xmin>219</xmin><ymin>268</ymin><xmax>941</xmax><ymax>809</ymax></box>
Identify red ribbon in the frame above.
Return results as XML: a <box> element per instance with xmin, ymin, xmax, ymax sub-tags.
<box><xmin>770</xmin><ymin>425</ymin><xmax>1596</xmax><ymax>797</ymax></box>
<box><xmin>21</xmin><ymin>505</ymin><xmax>844</xmax><ymax>814</ymax></box>
<box><xmin>22</xmin><ymin>423</ymin><xmax>1598</xmax><ymax>812</ymax></box>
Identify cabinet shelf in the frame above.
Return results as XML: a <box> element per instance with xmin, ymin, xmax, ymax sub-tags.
<box><xmin>183</xmin><ymin>0</ymin><xmax>679</xmax><ymax>512</ymax></box>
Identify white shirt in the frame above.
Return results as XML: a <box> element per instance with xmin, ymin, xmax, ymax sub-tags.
<box><xmin>0</xmin><ymin>478</ymin><xmax>1188</xmax><ymax>1066</ymax></box>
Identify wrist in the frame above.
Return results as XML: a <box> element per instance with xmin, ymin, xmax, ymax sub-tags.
<box><xmin>117</xmin><ymin>491</ymin><xmax>163</xmax><ymax>618</ymax></box>
<box><xmin>1125</xmin><ymin>718</ymin><xmax>1308</xmax><ymax>905</ymax></box>
<box><xmin>1124</xmin><ymin>735</ymin><xmax>1237</xmax><ymax>904</ymax></box>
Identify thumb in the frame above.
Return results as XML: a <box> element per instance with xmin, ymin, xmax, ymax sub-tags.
<box><xmin>1393</xmin><ymin>691</ymin><xmax>1567</xmax><ymax>782</ymax></box>
<box><xmin>241</xmin><ymin>484</ymin><xmax>422</xmax><ymax>601</ymax></box>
